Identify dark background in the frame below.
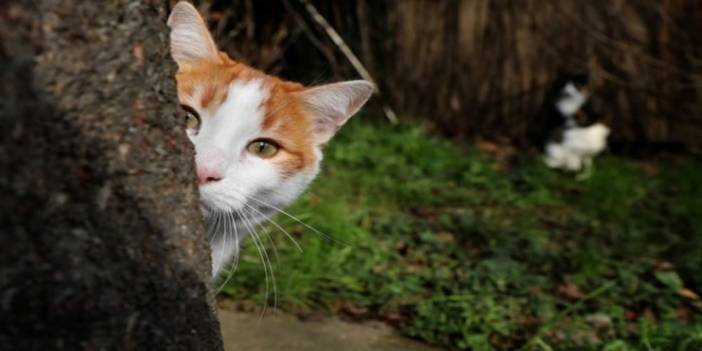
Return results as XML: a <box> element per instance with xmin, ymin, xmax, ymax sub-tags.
<box><xmin>189</xmin><ymin>0</ymin><xmax>702</xmax><ymax>153</ymax></box>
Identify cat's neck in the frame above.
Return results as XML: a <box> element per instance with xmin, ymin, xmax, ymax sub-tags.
<box><xmin>205</xmin><ymin>211</ymin><xmax>263</xmax><ymax>277</ymax></box>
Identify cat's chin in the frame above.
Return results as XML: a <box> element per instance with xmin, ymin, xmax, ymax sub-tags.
<box><xmin>200</xmin><ymin>200</ymin><xmax>273</xmax><ymax>226</ymax></box>
<box><xmin>198</xmin><ymin>184</ymin><xmax>249</xmax><ymax>216</ymax></box>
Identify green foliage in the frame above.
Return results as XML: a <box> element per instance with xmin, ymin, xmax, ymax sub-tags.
<box><xmin>221</xmin><ymin>119</ymin><xmax>702</xmax><ymax>350</ymax></box>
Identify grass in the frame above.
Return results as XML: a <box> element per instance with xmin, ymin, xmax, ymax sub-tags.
<box><xmin>220</xmin><ymin>119</ymin><xmax>702</xmax><ymax>350</ymax></box>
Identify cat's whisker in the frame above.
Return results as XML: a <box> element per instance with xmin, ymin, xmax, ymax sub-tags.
<box><xmin>215</xmin><ymin>212</ymin><xmax>230</xmax><ymax>292</ymax></box>
<box><xmin>248</xmin><ymin>195</ymin><xmax>349</xmax><ymax>247</ymax></box>
<box><xmin>215</xmin><ymin>210</ymin><xmax>232</xmax><ymax>292</ymax></box>
<box><xmin>221</xmin><ymin>188</ymin><xmax>304</xmax><ymax>253</ymax></box>
<box><xmin>217</xmin><ymin>211</ymin><xmax>227</xmax><ymax>268</ymax></box>
<box><xmin>246</xmin><ymin>217</ymin><xmax>274</xmax><ymax>318</ymax></box>
<box><xmin>210</xmin><ymin>191</ymin><xmax>282</xmax><ymax>310</ymax></box>
<box><xmin>239</xmin><ymin>207</ymin><xmax>279</xmax><ymax>313</ymax></box>
<box><xmin>205</xmin><ymin>211</ymin><xmax>215</xmax><ymax>244</ymax></box>
<box><xmin>243</xmin><ymin>206</ymin><xmax>281</xmax><ymax>266</ymax></box>
<box><xmin>224</xmin><ymin>210</ymin><xmax>231</xmax><ymax>265</ymax></box>
<box><xmin>216</xmin><ymin>211</ymin><xmax>241</xmax><ymax>293</ymax></box>
<box><xmin>242</xmin><ymin>201</ymin><xmax>303</xmax><ymax>253</ymax></box>
<box><xmin>210</xmin><ymin>211</ymin><xmax>225</xmax><ymax>268</ymax></box>
<box><xmin>231</xmin><ymin>212</ymin><xmax>241</xmax><ymax>274</ymax></box>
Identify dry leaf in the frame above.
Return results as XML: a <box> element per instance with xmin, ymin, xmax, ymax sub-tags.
<box><xmin>558</xmin><ymin>282</ymin><xmax>584</xmax><ymax>300</ymax></box>
<box><xmin>677</xmin><ymin>289</ymin><xmax>700</xmax><ymax>300</ymax></box>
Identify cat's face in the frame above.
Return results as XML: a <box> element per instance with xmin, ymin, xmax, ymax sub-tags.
<box><xmin>556</xmin><ymin>81</ymin><xmax>589</xmax><ymax>118</ymax></box>
<box><xmin>168</xmin><ymin>2</ymin><xmax>372</xmax><ymax>224</ymax></box>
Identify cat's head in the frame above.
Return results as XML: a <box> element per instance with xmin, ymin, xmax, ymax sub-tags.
<box><xmin>555</xmin><ymin>73</ymin><xmax>590</xmax><ymax>118</ymax></box>
<box><xmin>167</xmin><ymin>2</ymin><xmax>373</xmax><ymax>221</ymax></box>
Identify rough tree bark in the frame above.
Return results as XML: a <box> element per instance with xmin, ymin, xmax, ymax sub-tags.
<box><xmin>0</xmin><ymin>1</ymin><xmax>223</xmax><ymax>350</ymax></box>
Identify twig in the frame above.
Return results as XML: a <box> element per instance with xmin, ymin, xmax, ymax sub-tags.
<box><xmin>297</xmin><ymin>0</ymin><xmax>398</xmax><ymax>124</ymax></box>
<box><xmin>282</xmin><ymin>0</ymin><xmax>340</xmax><ymax>75</ymax></box>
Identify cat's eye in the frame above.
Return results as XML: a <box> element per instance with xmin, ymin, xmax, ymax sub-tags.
<box><xmin>181</xmin><ymin>105</ymin><xmax>200</xmax><ymax>130</ymax></box>
<box><xmin>247</xmin><ymin>139</ymin><xmax>279</xmax><ymax>158</ymax></box>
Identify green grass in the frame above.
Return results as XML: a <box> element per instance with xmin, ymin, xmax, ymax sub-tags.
<box><xmin>221</xmin><ymin>119</ymin><xmax>702</xmax><ymax>350</ymax></box>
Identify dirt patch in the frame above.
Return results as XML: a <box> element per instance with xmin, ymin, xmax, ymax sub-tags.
<box><xmin>218</xmin><ymin>309</ymin><xmax>443</xmax><ymax>351</ymax></box>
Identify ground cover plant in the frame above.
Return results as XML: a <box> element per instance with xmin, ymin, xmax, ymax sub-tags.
<box><xmin>221</xmin><ymin>119</ymin><xmax>702</xmax><ymax>351</ymax></box>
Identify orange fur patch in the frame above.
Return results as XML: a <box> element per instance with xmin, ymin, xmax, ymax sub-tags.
<box><xmin>175</xmin><ymin>53</ymin><xmax>317</xmax><ymax>176</ymax></box>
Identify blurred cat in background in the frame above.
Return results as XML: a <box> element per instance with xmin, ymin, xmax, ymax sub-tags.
<box><xmin>540</xmin><ymin>73</ymin><xmax>610</xmax><ymax>179</ymax></box>
<box><xmin>167</xmin><ymin>2</ymin><xmax>373</xmax><ymax>277</ymax></box>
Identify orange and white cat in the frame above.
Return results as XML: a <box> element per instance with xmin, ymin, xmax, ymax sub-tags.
<box><xmin>167</xmin><ymin>2</ymin><xmax>373</xmax><ymax>277</ymax></box>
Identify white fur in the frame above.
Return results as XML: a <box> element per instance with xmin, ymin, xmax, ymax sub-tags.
<box><xmin>544</xmin><ymin>123</ymin><xmax>610</xmax><ymax>171</ymax></box>
<box><xmin>556</xmin><ymin>82</ymin><xmax>588</xmax><ymax>121</ymax></box>
<box><xmin>168</xmin><ymin>2</ymin><xmax>374</xmax><ymax>277</ymax></box>
<box><xmin>187</xmin><ymin>80</ymin><xmax>313</xmax><ymax>275</ymax></box>
<box><xmin>196</xmin><ymin>80</ymin><xmax>372</xmax><ymax>276</ymax></box>
<box><xmin>187</xmin><ymin>79</ymin><xmax>361</xmax><ymax>276</ymax></box>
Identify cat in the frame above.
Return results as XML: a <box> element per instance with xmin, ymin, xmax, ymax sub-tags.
<box><xmin>553</xmin><ymin>73</ymin><xmax>590</xmax><ymax>128</ymax></box>
<box><xmin>167</xmin><ymin>2</ymin><xmax>373</xmax><ymax>277</ymax></box>
<box><xmin>543</xmin><ymin>123</ymin><xmax>610</xmax><ymax>176</ymax></box>
<box><xmin>540</xmin><ymin>73</ymin><xmax>610</xmax><ymax>178</ymax></box>
<box><xmin>537</xmin><ymin>73</ymin><xmax>591</xmax><ymax>145</ymax></box>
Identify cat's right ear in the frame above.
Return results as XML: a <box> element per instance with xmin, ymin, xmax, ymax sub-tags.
<box><xmin>167</xmin><ymin>2</ymin><xmax>219</xmax><ymax>68</ymax></box>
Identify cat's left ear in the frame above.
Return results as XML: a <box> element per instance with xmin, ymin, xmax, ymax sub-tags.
<box><xmin>299</xmin><ymin>80</ymin><xmax>374</xmax><ymax>145</ymax></box>
<box><xmin>167</xmin><ymin>2</ymin><xmax>220</xmax><ymax>68</ymax></box>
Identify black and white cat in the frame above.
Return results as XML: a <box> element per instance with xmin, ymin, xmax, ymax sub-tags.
<box><xmin>541</xmin><ymin>73</ymin><xmax>610</xmax><ymax>178</ymax></box>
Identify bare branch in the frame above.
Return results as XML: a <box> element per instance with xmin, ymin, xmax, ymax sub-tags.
<box><xmin>298</xmin><ymin>0</ymin><xmax>398</xmax><ymax>124</ymax></box>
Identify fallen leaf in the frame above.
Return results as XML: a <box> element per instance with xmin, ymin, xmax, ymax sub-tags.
<box><xmin>558</xmin><ymin>282</ymin><xmax>584</xmax><ymax>300</ymax></box>
<box><xmin>434</xmin><ymin>231</ymin><xmax>455</xmax><ymax>244</ymax></box>
<box><xmin>585</xmin><ymin>313</ymin><xmax>612</xmax><ymax>329</ymax></box>
<box><xmin>677</xmin><ymin>288</ymin><xmax>700</xmax><ymax>300</ymax></box>
<box><xmin>650</xmin><ymin>259</ymin><xmax>674</xmax><ymax>271</ymax></box>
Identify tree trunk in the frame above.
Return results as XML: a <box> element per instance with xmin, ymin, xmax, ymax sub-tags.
<box><xmin>0</xmin><ymin>1</ymin><xmax>223</xmax><ymax>350</ymax></box>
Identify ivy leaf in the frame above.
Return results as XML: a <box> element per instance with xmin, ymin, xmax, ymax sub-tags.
<box><xmin>654</xmin><ymin>271</ymin><xmax>683</xmax><ymax>291</ymax></box>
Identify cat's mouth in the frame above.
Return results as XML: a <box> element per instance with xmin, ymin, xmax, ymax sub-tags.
<box><xmin>198</xmin><ymin>182</ymin><xmax>281</xmax><ymax>221</ymax></box>
<box><xmin>200</xmin><ymin>200</ymin><xmax>274</xmax><ymax>228</ymax></box>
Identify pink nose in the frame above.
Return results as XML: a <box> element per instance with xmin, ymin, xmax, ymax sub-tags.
<box><xmin>195</xmin><ymin>146</ymin><xmax>227</xmax><ymax>185</ymax></box>
<box><xmin>196</xmin><ymin>165</ymin><xmax>223</xmax><ymax>184</ymax></box>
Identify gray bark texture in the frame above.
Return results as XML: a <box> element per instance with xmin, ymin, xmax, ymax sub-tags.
<box><xmin>0</xmin><ymin>1</ymin><xmax>223</xmax><ymax>350</ymax></box>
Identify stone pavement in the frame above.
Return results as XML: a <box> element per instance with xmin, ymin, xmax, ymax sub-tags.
<box><xmin>218</xmin><ymin>309</ymin><xmax>443</xmax><ymax>351</ymax></box>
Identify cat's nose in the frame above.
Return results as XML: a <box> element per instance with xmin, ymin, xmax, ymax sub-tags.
<box><xmin>197</xmin><ymin>165</ymin><xmax>223</xmax><ymax>184</ymax></box>
<box><xmin>195</xmin><ymin>146</ymin><xmax>227</xmax><ymax>185</ymax></box>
